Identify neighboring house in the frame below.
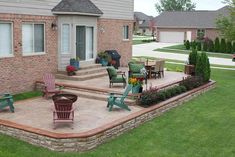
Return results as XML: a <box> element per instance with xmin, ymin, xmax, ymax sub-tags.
<box><xmin>154</xmin><ymin>6</ymin><xmax>229</xmax><ymax>43</ymax></box>
<box><xmin>134</xmin><ymin>12</ymin><xmax>153</xmax><ymax>35</ymax></box>
<box><xmin>0</xmin><ymin>0</ymin><xmax>134</xmax><ymax>93</ymax></box>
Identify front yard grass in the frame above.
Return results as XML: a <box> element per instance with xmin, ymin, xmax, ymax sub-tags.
<box><xmin>0</xmin><ymin>66</ymin><xmax>235</xmax><ymax>157</ymax></box>
<box><xmin>155</xmin><ymin>46</ymin><xmax>233</xmax><ymax>59</ymax></box>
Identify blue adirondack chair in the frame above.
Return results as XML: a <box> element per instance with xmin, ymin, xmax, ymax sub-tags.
<box><xmin>107</xmin><ymin>84</ymin><xmax>132</xmax><ymax>111</ymax></box>
<box><xmin>0</xmin><ymin>94</ymin><xmax>14</xmax><ymax>113</ymax></box>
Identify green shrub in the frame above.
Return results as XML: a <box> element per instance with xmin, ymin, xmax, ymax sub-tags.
<box><xmin>195</xmin><ymin>52</ymin><xmax>211</xmax><ymax>82</ymax></box>
<box><xmin>185</xmin><ymin>40</ymin><xmax>190</xmax><ymax>50</ymax></box>
<box><xmin>220</xmin><ymin>38</ymin><xmax>226</xmax><ymax>53</ymax></box>
<box><xmin>203</xmin><ymin>41</ymin><xmax>208</xmax><ymax>51</ymax></box>
<box><xmin>214</xmin><ymin>37</ymin><xmax>220</xmax><ymax>52</ymax></box>
<box><xmin>188</xmin><ymin>49</ymin><xmax>198</xmax><ymax>65</ymax></box>
<box><xmin>191</xmin><ymin>40</ymin><xmax>197</xmax><ymax>50</ymax></box>
<box><xmin>233</xmin><ymin>42</ymin><xmax>235</xmax><ymax>53</ymax></box>
<box><xmin>226</xmin><ymin>41</ymin><xmax>232</xmax><ymax>53</ymax></box>
<box><xmin>179</xmin><ymin>77</ymin><xmax>204</xmax><ymax>91</ymax></box>
<box><xmin>197</xmin><ymin>42</ymin><xmax>202</xmax><ymax>51</ymax></box>
<box><xmin>208</xmin><ymin>40</ymin><xmax>214</xmax><ymax>52</ymax></box>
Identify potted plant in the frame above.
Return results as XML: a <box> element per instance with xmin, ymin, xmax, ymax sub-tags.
<box><xmin>70</xmin><ymin>57</ymin><xmax>80</xmax><ymax>70</ymax></box>
<box><xmin>185</xmin><ymin>49</ymin><xmax>198</xmax><ymax>75</ymax></box>
<box><xmin>66</xmin><ymin>65</ymin><xmax>76</xmax><ymax>76</ymax></box>
<box><xmin>97</xmin><ymin>52</ymin><xmax>109</xmax><ymax>66</ymax></box>
<box><xmin>129</xmin><ymin>77</ymin><xmax>144</xmax><ymax>94</ymax></box>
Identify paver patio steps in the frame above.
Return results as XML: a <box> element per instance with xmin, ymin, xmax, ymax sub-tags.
<box><xmin>56</xmin><ymin>71</ymin><xmax>108</xmax><ymax>81</ymax></box>
<box><xmin>62</xmin><ymin>89</ymin><xmax>136</xmax><ymax>105</ymax></box>
<box><xmin>79</xmin><ymin>64</ymin><xmax>102</xmax><ymax>70</ymax></box>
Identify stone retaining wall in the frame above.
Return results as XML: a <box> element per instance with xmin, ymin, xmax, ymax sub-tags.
<box><xmin>0</xmin><ymin>81</ymin><xmax>216</xmax><ymax>152</ymax></box>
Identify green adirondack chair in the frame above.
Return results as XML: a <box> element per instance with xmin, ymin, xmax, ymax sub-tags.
<box><xmin>0</xmin><ymin>94</ymin><xmax>14</xmax><ymax>113</ymax></box>
<box><xmin>107</xmin><ymin>84</ymin><xmax>132</xmax><ymax>111</ymax></box>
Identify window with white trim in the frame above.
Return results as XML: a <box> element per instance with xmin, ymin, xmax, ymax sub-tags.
<box><xmin>123</xmin><ymin>25</ymin><xmax>129</xmax><ymax>40</ymax></box>
<box><xmin>22</xmin><ymin>23</ymin><xmax>45</xmax><ymax>54</ymax></box>
<box><xmin>61</xmin><ymin>24</ymin><xmax>70</xmax><ymax>54</ymax></box>
<box><xmin>0</xmin><ymin>23</ymin><xmax>13</xmax><ymax>57</ymax></box>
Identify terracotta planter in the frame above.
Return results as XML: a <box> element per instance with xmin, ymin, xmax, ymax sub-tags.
<box><xmin>184</xmin><ymin>65</ymin><xmax>195</xmax><ymax>75</ymax></box>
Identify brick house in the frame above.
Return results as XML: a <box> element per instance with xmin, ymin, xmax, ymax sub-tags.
<box><xmin>154</xmin><ymin>6</ymin><xmax>229</xmax><ymax>43</ymax></box>
<box><xmin>0</xmin><ymin>0</ymin><xmax>134</xmax><ymax>93</ymax></box>
<box><xmin>134</xmin><ymin>12</ymin><xmax>153</xmax><ymax>35</ymax></box>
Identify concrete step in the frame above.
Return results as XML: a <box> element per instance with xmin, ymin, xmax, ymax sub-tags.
<box><xmin>62</xmin><ymin>89</ymin><xmax>136</xmax><ymax>106</ymax></box>
<box><xmin>56</xmin><ymin>71</ymin><xmax>108</xmax><ymax>81</ymax></box>
<box><xmin>80</xmin><ymin>64</ymin><xmax>102</xmax><ymax>70</ymax></box>
<box><xmin>75</xmin><ymin>67</ymin><xmax>107</xmax><ymax>75</ymax></box>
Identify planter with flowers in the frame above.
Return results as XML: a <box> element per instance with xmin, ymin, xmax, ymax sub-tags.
<box><xmin>66</xmin><ymin>65</ymin><xmax>76</xmax><ymax>76</ymax></box>
<box><xmin>129</xmin><ymin>77</ymin><xmax>144</xmax><ymax>94</ymax></box>
<box><xmin>70</xmin><ymin>57</ymin><xmax>80</xmax><ymax>70</ymax></box>
<box><xmin>97</xmin><ymin>52</ymin><xmax>111</xmax><ymax>66</ymax></box>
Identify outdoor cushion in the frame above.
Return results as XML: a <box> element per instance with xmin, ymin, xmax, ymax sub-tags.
<box><xmin>111</xmin><ymin>76</ymin><xmax>125</xmax><ymax>83</ymax></box>
<box><xmin>131</xmin><ymin>73</ymin><xmax>145</xmax><ymax>78</ymax></box>
<box><xmin>129</xmin><ymin>63</ymin><xmax>145</xmax><ymax>73</ymax></box>
<box><xmin>107</xmin><ymin>67</ymin><xmax>117</xmax><ymax>76</ymax></box>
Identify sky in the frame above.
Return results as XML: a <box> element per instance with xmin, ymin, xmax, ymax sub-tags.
<box><xmin>134</xmin><ymin>0</ymin><xmax>226</xmax><ymax>16</ymax></box>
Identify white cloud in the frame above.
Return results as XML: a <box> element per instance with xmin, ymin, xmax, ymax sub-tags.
<box><xmin>134</xmin><ymin>0</ymin><xmax>226</xmax><ymax>16</ymax></box>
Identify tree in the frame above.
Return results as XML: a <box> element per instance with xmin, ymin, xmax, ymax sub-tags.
<box><xmin>226</xmin><ymin>41</ymin><xmax>232</xmax><ymax>53</ymax></box>
<box><xmin>233</xmin><ymin>42</ymin><xmax>235</xmax><ymax>53</ymax></box>
<box><xmin>185</xmin><ymin>40</ymin><xmax>190</xmax><ymax>50</ymax></box>
<box><xmin>188</xmin><ymin>49</ymin><xmax>198</xmax><ymax>65</ymax></box>
<box><xmin>155</xmin><ymin>0</ymin><xmax>196</xmax><ymax>13</ymax></box>
<box><xmin>220</xmin><ymin>38</ymin><xmax>227</xmax><ymax>53</ymax></box>
<box><xmin>195</xmin><ymin>52</ymin><xmax>211</xmax><ymax>82</ymax></box>
<box><xmin>216</xmin><ymin>0</ymin><xmax>235</xmax><ymax>41</ymax></box>
<box><xmin>197</xmin><ymin>42</ymin><xmax>202</xmax><ymax>51</ymax></box>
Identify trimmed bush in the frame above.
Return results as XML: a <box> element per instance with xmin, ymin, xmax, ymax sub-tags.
<box><xmin>233</xmin><ymin>42</ymin><xmax>235</xmax><ymax>53</ymax></box>
<box><xmin>188</xmin><ymin>49</ymin><xmax>198</xmax><ymax>65</ymax></box>
<box><xmin>203</xmin><ymin>41</ymin><xmax>208</xmax><ymax>51</ymax></box>
<box><xmin>179</xmin><ymin>77</ymin><xmax>204</xmax><ymax>91</ymax></box>
<box><xmin>226</xmin><ymin>41</ymin><xmax>232</xmax><ymax>54</ymax></box>
<box><xmin>208</xmin><ymin>40</ymin><xmax>214</xmax><ymax>52</ymax></box>
<box><xmin>191</xmin><ymin>40</ymin><xmax>197</xmax><ymax>50</ymax></box>
<box><xmin>220</xmin><ymin>38</ymin><xmax>226</xmax><ymax>53</ymax></box>
<box><xmin>214</xmin><ymin>37</ymin><xmax>220</xmax><ymax>52</ymax></box>
<box><xmin>197</xmin><ymin>42</ymin><xmax>202</xmax><ymax>51</ymax></box>
<box><xmin>185</xmin><ymin>40</ymin><xmax>190</xmax><ymax>50</ymax></box>
<box><xmin>195</xmin><ymin>52</ymin><xmax>211</xmax><ymax>82</ymax></box>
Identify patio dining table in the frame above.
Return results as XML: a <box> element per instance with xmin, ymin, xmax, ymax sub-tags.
<box><xmin>144</xmin><ymin>61</ymin><xmax>156</xmax><ymax>79</ymax></box>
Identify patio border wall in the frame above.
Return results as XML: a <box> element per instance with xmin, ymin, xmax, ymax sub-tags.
<box><xmin>0</xmin><ymin>81</ymin><xmax>216</xmax><ymax>152</ymax></box>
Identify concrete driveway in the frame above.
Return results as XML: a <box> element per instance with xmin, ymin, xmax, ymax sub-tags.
<box><xmin>133</xmin><ymin>42</ymin><xmax>235</xmax><ymax>66</ymax></box>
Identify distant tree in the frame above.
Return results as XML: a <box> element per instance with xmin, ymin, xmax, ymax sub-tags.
<box><xmin>226</xmin><ymin>41</ymin><xmax>232</xmax><ymax>53</ymax></box>
<box><xmin>197</xmin><ymin>42</ymin><xmax>202</xmax><ymax>51</ymax></box>
<box><xmin>214</xmin><ymin>37</ymin><xmax>220</xmax><ymax>52</ymax></box>
<box><xmin>220</xmin><ymin>38</ymin><xmax>227</xmax><ymax>53</ymax></box>
<box><xmin>155</xmin><ymin>0</ymin><xmax>196</xmax><ymax>13</ymax></box>
<box><xmin>203</xmin><ymin>41</ymin><xmax>208</xmax><ymax>51</ymax></box>
<box><xmin>233</xmin><ymin>42</ymin><xmax>235</xmax><ymax>53</ymax></box>
<box><xmin>216</xmin><ymin>0</ymin><xmax>235</xmax><ymax>41</ymax></box>
<box><xmin>191</xmin><ymin>40</ymin><xmax>197</xmax><ymax>50</ymax></box>
<box><xmin>208</xmin><ymin>40</ymin><xmax>215</xmax><ymax>52</ymax></box>
<box><xmin>185</xmin><ymin>40</ymin><xmax>190</xmax><ymax>50</ymax></box>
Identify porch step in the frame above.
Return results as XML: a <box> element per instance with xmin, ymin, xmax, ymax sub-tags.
<box><xmin>56</xmin><ymin>71</ymin><xmax>108</xmax><ymax>81</ymax></box>
<box><xmin>75</xmin><ymin>67</ymin><xmax>107</xmax><ymax>75</ymax></box>
<box><xmin>79</xmin><ymin>64</ymin><xmax>102</xmax><ymax>70</ymax></box>
<box><xmin>62</xmin><ymin>89</ymin><xmax>136</xmax><ymax>106</ymax></box>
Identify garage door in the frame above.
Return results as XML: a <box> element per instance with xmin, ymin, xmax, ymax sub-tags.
<box><xmin>159</xmin><ymin>32</ymin><xmax>184</xmax><ymax>43</ymax></box>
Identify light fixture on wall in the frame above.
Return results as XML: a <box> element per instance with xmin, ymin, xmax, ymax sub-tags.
<box><xmin>99</xmin><ymin>26</ymin><xmax>105</xmax><ymax>33</ymax></box>
<box><xmin>51</xmin><ymin>22</ymin><xmax>58</xmax><ymax>30</ymax></box>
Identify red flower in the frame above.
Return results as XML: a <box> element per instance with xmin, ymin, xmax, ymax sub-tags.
<box><xmin>66</xmin><ymin>65</ymin><xmax>76</xmax><ymax>72</ymax></box>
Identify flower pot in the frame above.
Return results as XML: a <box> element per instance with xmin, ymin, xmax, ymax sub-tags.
<box><xmin>132</xmin><ymin>85</ymin><xmax>142</xmax><ymax>94</ymax></box>
<box><xmin>67</xmin><ymin>71</ymin><xmax>75</xmax><ymax>76</ymax></box>
<box><xmin>70</xmin><ymin>60</ymin><xmax>80</xmax><ymax>70</ymax></box>
<box><xmin>100</xmin><ymin>58</ymin><xmax>108</xmax><ymax>66</ymax></box>
<box><xmin>184</xmin><ymin>65</ymin><xmax>195</xmax><ymax>75</ymax></box>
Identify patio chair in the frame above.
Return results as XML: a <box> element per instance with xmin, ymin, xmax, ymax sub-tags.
<box><xmin>128</xmin><ymin>62</ymin><xmax>147</xmax><ymax>84</ymax></box>
<box><xmin>52</xmin><ymin>97</ymin><xmax>75</xmax><ymax>129</ymax></box>
<box><xmin>0</xmin><ymin>93</ymin><xmax>14</xmax><ymax>113</ymax></box>
<box><xmin>151</xmin><ymin>60</ymin><xmax>161</xmax><ymax>79</ymax></box>
<box><xmin>107</xmin><ymin>66</ymin><xmax>126</xmax><ymax>88</ymax></box>
<box><xmin>42</xmin><ymin>73</ymin><xmax>61</xmax><ymax>99</ymax></box>
<box><xmin>159</xmin><ymin>60</ymin><xmax>165</xmax><ymax>78</ymax></box>
<box><xmin>107</xmin><ymin>84</ymin><xmax>132</xmax><ymax>111</ymax></box>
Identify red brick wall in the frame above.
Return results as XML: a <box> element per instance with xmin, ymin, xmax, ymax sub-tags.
<box><xmin>156</xmin><ymin>28</ymin><xmax>219</xmax><ymax>41</ymax></box>
<box><xmin>97</xmin><ymin>19</ymin><xmax>133</xmax><ymax>66</ymax></box>
<box><xmin>0</xmin><ymin>13</ymin><xmax>58</xmax><ymax>94</ymax></box>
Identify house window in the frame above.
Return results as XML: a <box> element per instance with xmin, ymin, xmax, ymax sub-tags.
<box><xmin>22</xmin><ymin>23</ymin><xmax>45</xmax><ymax>54</ymax></box>
<box><xmin>123</xmin><ymin>25</ymin><xmax>129</xmax><ymax>40</ymax></box>
<box><xmin>197</xmin><ymin>29</ymin><xmax>205</xmax><ymax>38</ymax></box>
<box><xmin>0</xmin><ymin>23</ymin><xmax>13</xmax><ymax>57</ymax></box>
<box><xmin>61</xmin><ymin>24</ymin><xmax>70</xmax><ymax>54</ymax></box>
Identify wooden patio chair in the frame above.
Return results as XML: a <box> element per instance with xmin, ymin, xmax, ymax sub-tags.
<box><xmin>107</xmin><ymin>66</ymin><xmax>126</xmax><ymax>88</ymax></box>
<box><xmin>151</xmin><ymin>60</ymin><xmax>161</xmax><ymax>79</ymax></box>
<box><xmin>0</xmin><ymin>93</ymin><xmax>14</xmax><ymax>113</ymax></box>
<box><xmin>107</xmin><ymin>84</ymin><xmax>132</xmax><ymax>111</ymax></box>
<box><xmin>159</xmin><ymin>60</ymin><xmax>165</xmax><ymax>78</ymax></box>
<box><xmin>42</xmin><ymin>73</ymin><xmax>61</xmax><ymax>99</ymax></box>
<box><xmin>52</xmin><ymin>98</ymin><xmax>75</xmax><ymax>129</ymax></box>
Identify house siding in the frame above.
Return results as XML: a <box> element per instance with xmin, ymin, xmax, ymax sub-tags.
<box><xmin>0</xmin><ymin>13</ymin><xmax>58</xmax><ymax>93</ymax></box>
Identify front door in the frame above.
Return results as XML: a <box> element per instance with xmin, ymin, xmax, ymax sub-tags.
<box><xmin>76</xmin><ymin>26</ymin><xmax>94</xmax><ymax>61</ymax></box>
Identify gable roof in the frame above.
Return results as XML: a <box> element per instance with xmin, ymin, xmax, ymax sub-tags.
<box><xmin>154</xmin><ymin>6</ymin><xmax>230</xmax><ymax>29</ymax></box>
<box><xmin>134</xmin><ymin>12</ymin><xmax>153</xmax><ymax>28</ymax></box>
<box><xmin>52</xmin><ymin>0</ymin><xmax>103</xmax><ymax>16</ymax></box>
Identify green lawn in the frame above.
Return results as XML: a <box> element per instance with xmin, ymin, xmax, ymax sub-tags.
<box><xmin>0</xmin><ymin>66</ymin><xmax>235</xmax><ymax>157</ymax></box>
<box><xmin>133</xmin><ymin>40</ymin><xmax>154</xmax><ymax>45</ymax></box>
<box><xmin>155</xmin><ymin>46</ymin><xmax>233</xmax><ymax>59</ymax></box>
